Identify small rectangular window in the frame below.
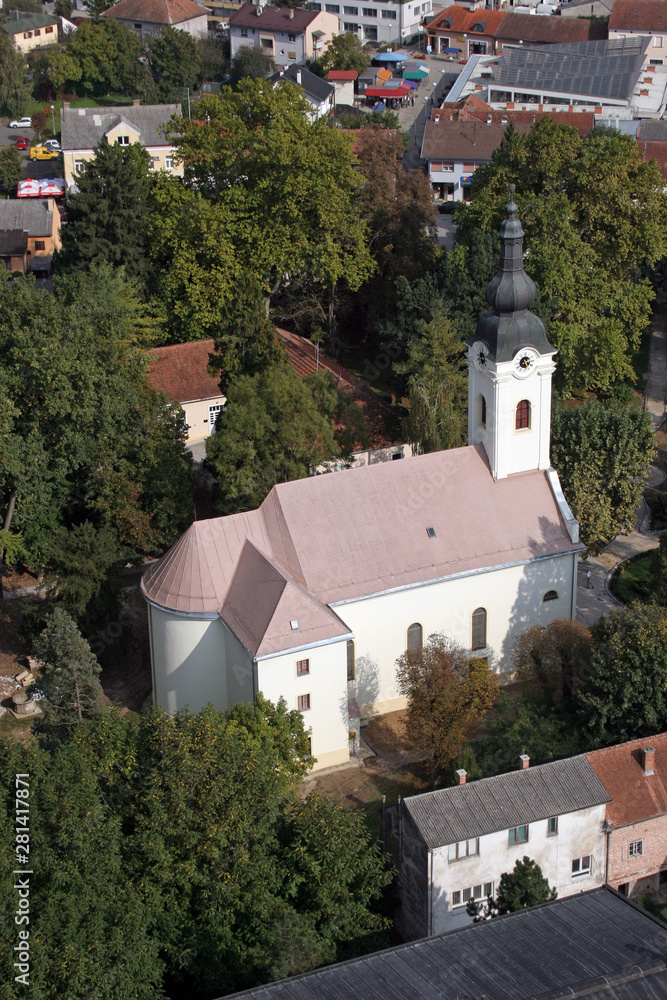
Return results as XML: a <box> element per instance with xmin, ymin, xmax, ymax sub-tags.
<box><xmin>462</xmin><ymin>887</ymin><xmax>471</xmax><ymax>902</ymax></box>
<box><xmin>448</xmin><ymin>838</ymin><xmax>479</xmax><ymax>860</ymax></box>
<box><xmin>34</xmin><ymin>28</ymin><xmax>41</xmax><ymax>35</ymax></box>
<box><xmin>296</xmin><ymin>658</ymin><xmax>310</xmax><ymax>676</ymax></box>
<box><xmin>240</xmin><ymin>27</ymin><xmax>248</xmax><ymax>35</ymax></box>
<box><xmin>34</xmin><ymin>241</ymin><xmax>46</xmax><ymax>251</ymax></box>
<box><xmin>165</xmin><ymin>157</ymin><xmax>174</xmax><ymax>170</ymax></box>
<box><xmin>572</xmin><ymin>856</ymin><xmax>591</xmax><ymax>877</ymax></box>
<box><xmin>362</xmin><ymin>6</ymin><xmax>376</xmax><ymax>14</ymax></box>
<box><xmin>297</xmin><ymin>693</ymin><xmax>311</xmax><ymax>711</ymax></box>
<box><xmin>117</xmin><ymin>136</ymin><xmax>129</xmax><ymax>146</ymax></box>
<box><xmin>509</xmin><ymin>825</ymin><xmax>529</xmax><ymax>845</ymax></box>
<box><xmin>452</xmin><ymin>890</ymin><xmax>461</xmax><ymax>906</ymax></box>
<box><xmin>547</xmin><ymin>817</ymin><xmax>558</xmax><ymax>835</ymax></box>
<box><xmin>344</xmin><ymin>4</ymin><xmax>358</xmax><ymax>11</ymax></box>
<box><xmin>343</xmin><ymin>22</ymin><xmax>359</xmax><ymax>30</ymax></box>
<box><xmin>74</xmin><ymin>160</ymin><xmax>84</xmax><ymax>173</ymax></box>
<box><xmin>288</xmin><ymin>32</ymin><xmax>296</xmax><ymax>41</ymax></box>
<box><xmin>46</xmin><ymin>24</ymin><xmax>53</xmax><ymax>32</ymax></box>
<box><xmin>325</xmin><ymin>3</ymin><xmax>340</xmax><ymax>10</ymax></box>
<box><xmin>484</xmin><ymin>881</ymin><xmax>493</xmax><ymax>897</ymax></box>
<box><xmin>381</xmin><ymin>8</ymin><xmax>397</xmax><ymax>16</ymax></box>
<box><xmin>629</xmin><ymin>840</ymin><xmax>643</xmax><ymax>857</ymax></box>
<box><xmin>654</xmin><ymin>35</ymin><xmax>663</xmax><ymax>47</ymax></box>
<box><xmin>473</xmin><ymin>884</ymin><xmax>483</xmax><ymax>899</ymax></box>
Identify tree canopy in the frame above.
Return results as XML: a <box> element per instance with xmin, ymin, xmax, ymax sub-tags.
<box><xmin>33</xmin><ymin>607</ymin><xmax>104</xmax><ymax>728</ymax></box>
<box><xmin>312</xmin><ymin>31</ymin><xmax>369</xmax><ymax>76</ymax></box>
<box><xmin>468</xmin><ymin>857</ymin><xmax>556</xmax><ymax>920</ymax></box>
<box><xmin>230</xmin><ymin>45</ymin><xmax>275</xmax><ymax>86</ymax></box>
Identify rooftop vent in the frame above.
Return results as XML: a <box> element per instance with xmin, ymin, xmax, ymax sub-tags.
<box><xmin>642</xmin><ymin>746</ymin><xmax>656</xmax><ymax>776</ymax></box>
<box><xmin>487</xmin><ymin>114</ymin><xmax>492</xmax><ymax>124</ymax></box>
<box><xmin>290</xmin><ymin>619</ymin><xmax>299</xmax><ymax>631</ymax></box>
<box><xmin>426</xmin><ymin>526</ymin><xmax>436</xmax><ymax>538</ymax></box>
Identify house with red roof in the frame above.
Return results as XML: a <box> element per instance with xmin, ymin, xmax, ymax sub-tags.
<box><xmin>327</xmin><ymin>69</ymin><xmax>357</xmax><ymax>106</ymax></box>
<box><xmin>587</xmin><ymin>734</ymin><xmax>667</xmax><ymax>898</ymax></box>
<box><xmin>610</xmin><ymin>0</ymin><xmax>667</xmax><ymax>67</ymax></box>
<box><xmin>101</xmin><ymin>0</ymin><xmax>209</xmax><ymax>40</ymax></box>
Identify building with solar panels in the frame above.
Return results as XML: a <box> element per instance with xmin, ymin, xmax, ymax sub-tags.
<box><xmin>469</xmin><ymin>36</ymin><xmax>667</xmax><ymax>116</ymax></box>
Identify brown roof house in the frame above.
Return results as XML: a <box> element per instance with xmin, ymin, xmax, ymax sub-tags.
<box><xmin>0</xmin><ymin>198</ymin><xmax>61</xmax><ymax>278</ymax></box>
<box><xmin>229</xmin><ymin>3</ymin><xmax>338</xmax><ymax>69</ymax></box>
<box><xmin>142</xmin><ymin>195</ymin><xmax>583</xmax><ymax>771</ymax></box>
<box><xmin>101</xmin><ymin>0</ymin><xmax>209</xmax><ymax>40</ymax></box>
<box><xmin>609</xmin><ymin>0</ymin><xmax>667</xmax><ymax>67</ymax></box>
<box><xmin>588</xmin><ymin>734</ymin><xmax>667</xmax><ymax>899</ymax></box>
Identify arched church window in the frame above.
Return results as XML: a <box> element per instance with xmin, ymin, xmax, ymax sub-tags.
<box><xmin>543</xmin><ymin>590</ymin><xmax>559</xmax><ymax>602</ymax></box>
<box><xmin>407</xmin><ymin>622</ymin><xmax>423</xmax><ymax>652</ymax></box>
<box><xmin>347</xmin><ymin>639</ymin><xmax>356</xmax><ymax>681</ymax></box>
<box><xmin>479</xmin><ymin>394</ymin><xmax>486</xmax><ymax>427</ymax></box>
<box><xmin>515</xmin><ymin>399</ymin><xmax>531</xmax><ymax>430</ymax></box>
<box><xmin>471</xmin><ymin>608</ymin><xmax>487</xmax><ymax>650</ymax></box>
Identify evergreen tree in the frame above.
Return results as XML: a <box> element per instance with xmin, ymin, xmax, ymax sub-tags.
<box><xmin>0</xmin><ymin>35</ymin><xmax>32</xmax><ymax>119</ymax></box>
<box><xmin>0</xmin><ymin>146</ymin><xmax>23</xmax><ymax>195</ymax></box>
<box><xmin>55</xmin><ymin>141</ymin><xmax>153</xmax><ymax>284</ymax></box>
<box><xmin>229</xmin><ymin>46</ymin><xmax>275</xmax><ymax>86</ymax></box>
<box><xmin>468</xmin><ymin>857</ymin><xmax>556</xmax><ymax>920</ymax></box>
<box><xmin>33</xmin><ymin>607</ymin><xmax>104</xmax><ymax>726</ymax></box>
<box><xmin>147</xmin><ymin>26</ymin><xmax>201</xmax><ymax>101</ymax></box>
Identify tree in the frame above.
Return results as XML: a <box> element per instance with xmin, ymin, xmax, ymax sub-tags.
<box><xmin>31</xmin><ymin>111</ymin><xmax>48</xmax><ymax>142</ymax></box>
<box><xmin>34</xmin><ymin>47</ymin><xmax>82</xmax><ymax>95</ymax></box>
<box><xmin>468</xmin><ymin>857</ymin><xmax>556</xmax><ymax>920</ymax></box>
<box><xmin>82</xmin><ymin>0</ymin><xmax>115</xmax><ymax>18</ymax></box>
<box><xmin>147</xmin><ymin>26</ymin><xmax>201</xmax><ymax>102</ymax></box>
<box><xmin>229</xmin><ymin>45</ymin><xmax>275</xmax><ymax>87</ymax></box>
<box><xmin>45</xmin><ymin>522</ymin><xmax>124</xmax><ymax>625</ymax></box>
<box><xmin>53</xmin><ymin>0</ymin><xmax>73</xmax><ymax>19</ymax></box>
<box><xmin>396</xmin><ymin>315</ymin><xmax>468</xmax><ymax>453</ymax></box>
<box><xmin>577</xmin><ymin>602</ymin><xmax>667</xmax><ymax>745</ymax></box>
<box><xmin>395</xmin><ymin>632</ymin><xmax>499</xmax><ymax>775</ymax></box>
<box><xmin>0</xmin><ymin>34</ymin><xmax>32</xmax><ymax>118</ymax></box>
<box><xmin>0</xmin><ymin>145</ymin><xmax>23</xmax><ymax>195</ymax></box>
<box><xmin>475</xmin><ymin>692</ymin><xmax>582</xmax><ymax>778</ymax></box>
<box><xmin>65</xmin><ymin>20</ymin><xmax>143</xmax><ymax>95</ymax></box>
<box><xmin>206</xmin><ymin>363</ymin><xmax>369</xmax><ymax>514</ymax></box>
<box><xmin>649</xmin><ymin>531</ymin><xmax>667</xmax><ymax>606</ymax></box>
<box><xmin>551</xmin><ymin>400</ymin><xmax>655</xmax><ymax>555</ymax></box>
<box><xmin>513</xmin><ymin>618</ymin><xmax>593</xmax><ymax>703</ymax></box>
<box><xmin>33</xmin><ymin>607</ymin><xmax>104</xmax><ymax>725</ymax></box>
<box><xmin>313</xmin><ymin>31</ymin><xmax>369</xmax><ymax>75</ymax></box>
<box><xmin>55</xmin><ymin>141</ymin><xmax>153</xmax><ymax>285</ymax></box>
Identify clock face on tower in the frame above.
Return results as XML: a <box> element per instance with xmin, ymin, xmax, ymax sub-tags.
<box><xmin>513</xmin><ymin>349</ymin><xmax>537</xmax><ymax>378</ymax></box>
<box><xmin>472</xmin><ymin>342</ymin><xmax>488</xmax><ymax>372</ymax></box>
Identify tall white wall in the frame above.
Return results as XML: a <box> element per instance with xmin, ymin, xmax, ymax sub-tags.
<box><xmin>342</xmin><ymin>553</ymin><xmax>576</xmax><ymax>716</ymax></box>
<box><xmin>430</xmin><ymin>803</ymin><xmax>608</xmax><ymax>934</ymax></box>
<box><xmin>256</xmin><ymin>640</ymin><xmax>350</xmax><ymax>770</ymax></box>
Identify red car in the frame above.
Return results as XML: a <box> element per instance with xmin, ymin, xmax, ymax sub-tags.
<box><xmin>14</xmin><ymin>137</ymin><xmax>29</xmax><ymax>150</ymax></box>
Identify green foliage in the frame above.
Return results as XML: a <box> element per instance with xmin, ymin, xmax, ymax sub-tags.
<box><xmin>0</xmin><ymin>270</ymin><xmax>193</xmax><ymax>565</ymax></box>
<box><xmin>475</xmin><ymin>692</ymin><xmax>583</xmax><ymax>777</ymax></box>
<box><xmin>469</xmin><ymin>857</ymin><xmax>556</xmax><ymax>919</ymax></box>
<box><xmin>0</xmin><ymin>699</ymin><xmax>391</xmax><ymax>997</ymax></box>
<box><xmin>551</xmin><ymin>400</ymin><xmax>654</xmax><ymax>554</ymax></box>
<box><xmin>33</xmin><ymin>47</ymin><xmax>82</xmax><ymax>94</ymax></box>
<box><xmin>229</xmin><ymin>45</ymin><xmax>275</xmax><ymax>86</ymax></box>
<box><xmin>513</xmin><ymin>618</ymin><xmax>593</xmax><ymax>704</ymax></box>
<box><xmin>206</xmin><ymin>363</ymin><xmax>368</xmax><ymax>513</ymax></box>
<box><xmin>0</xmin><ymin>145</ymin><xmax>23</xmax><ymax>194</ymax></box>
<box><xmin>65</xmin><ymin>20</ymin><xmax>143</xmax><ymax>94</ymax></box>
<box><xmin>456</xmin><ymin>118</ymin><xmax>667</xmax><ymax>396</ymax></box>
<box><xmin>147</xmin><ymin>26</ymin><xmax>201</xmax><ymax>102</ymax></box>
<box><xmin>33</xmin><ymin>607</ymin><xmax>103</xmax><ymax>727</ymax></box>
<box><xmin>610</xmin><ymin>550</ymin><xmax>654</xmax><ymax>604</ymax></box>
<box><xmin>53</xmin><ymin>0</ymin><xmax>73</xmax><ymax>18</ymax></box>
<box><xmin>56</xmin><ymin>140</ymin><xmax>153</xmax><ymax>285</ymax></box>
<box><xmin>397</xmin><ymin>315</ymin><xmax>467</xmax><ymax>453</ymax></box>
<box><xmin>45</xmin><ymin>521</ymin><xmax>124</xmax><ymax>624</ymax></box>
<box><xmin>312</xmin><ymin>31</ymin><xmax>369</xmax><ymax>75</ymax></box>
<box><xmin>395</xmin><ymin>633</ymin><xmax>499</xmax><ymax>775</ymax></box>
<box><xmin>577</xmin><ymin>602</ymin><xmax>667</xmax><ymax>745</ymax></box>
<box><xmin>650</xmin><ymin>532</ymin><xmax>667</xmax><ymax>606</ymax></box>
<box><xmin>0</xmin><ymin>34</ymin><xmax>32</xmax><ymax>118</ymax></box>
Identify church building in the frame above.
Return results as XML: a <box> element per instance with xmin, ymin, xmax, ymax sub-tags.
<box><xmin>141</xmin><ymin>189</ymin><xmax>584</xmax><ymax>771</ymax></box>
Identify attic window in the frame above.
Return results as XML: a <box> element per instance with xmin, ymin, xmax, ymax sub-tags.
<box><xmin>473</xmin><ymin>20</ymin><xmax>486</xmax><ymax>30</ymax></box>
<box><xmin>290</xmin><ymin>619</ymin><xmax>299</xmax><ymax>631</ymax></box>
<box><xmin>426</xmin><ymin>527</ymin><xmax>436</xmax><ymax>538</ymax></box>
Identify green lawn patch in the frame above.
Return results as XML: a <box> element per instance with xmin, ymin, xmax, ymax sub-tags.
<box><xmin>609</xmin><ymin>550</ymin><xmax>654</xmax><ymax>604</ymax></box>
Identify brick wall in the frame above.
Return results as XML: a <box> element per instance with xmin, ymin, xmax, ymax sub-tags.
<box><xmin>607</xmin><ymin>816</ymin><xmax>667</xmax><ymax>894</ymax></box>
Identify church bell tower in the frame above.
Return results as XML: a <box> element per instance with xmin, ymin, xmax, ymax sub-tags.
<box><xmin>466</xmin><ymin>186</ymin><xmax>557</xmax><ymax>481</ymax></box>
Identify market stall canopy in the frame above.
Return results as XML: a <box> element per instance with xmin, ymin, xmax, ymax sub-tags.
<box><xmin>372</xmin><ymin>51</ymin><xmax>408</xmax><ymax>62</ymax></box>
<box><xmin>442</xmin><ymin>46</ymin><xmax>461</xmax><ymax>53</ymax></box>
<box><xmin>377</xmin><ymin>67</ymin><xmax>392</xmax><ymax>81</ymax></box>
<box><xmin>403</xmin><ymin>69</ymin><xmax>429</xmax><ymax>80</ymax></box>
<box><xmin>365</xmin><ymin>85</ymin><xmax>411</xmax><ymax>98</ymax></box>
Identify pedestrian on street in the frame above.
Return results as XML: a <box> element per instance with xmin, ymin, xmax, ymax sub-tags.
<box><xmin>411</xmin><ymin>95</ymin><xmax>414</xmax><ymax>106</ymax></box>
<box><xmin>586</xmin><ymin>570</ymin><xmax>593</xmax><ymax>589</ymax></box>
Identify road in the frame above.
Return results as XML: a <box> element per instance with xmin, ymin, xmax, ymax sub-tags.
<box><xmin>1</xmin><ymin>124</ymin><xmax>63</xmax><ymax>182</ymax></box>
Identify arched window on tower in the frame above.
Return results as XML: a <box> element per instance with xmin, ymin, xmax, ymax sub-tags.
<box><xmin>479</xmin><ymin>394</ymin><xmax>486</xmax><ymax>428</ymax></box>
<box><xmin>471</xmin><ymin>608</ymin><xmax>487</xmax><ymax>650</ymax></box>
<box><xmin>407</xmin><ymin>622</ymin><xmax>423</xmax><ymax>652</ymax></box>
<box><xmin>516</xmin><ymin>399</ymin><xmax>531</xmax><ymax>430</ymax></box>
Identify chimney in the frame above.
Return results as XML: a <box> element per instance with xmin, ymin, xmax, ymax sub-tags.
<box><xmin>63</xmin><ymin>101</ymin><xmax>70</xmax><ymax>109</ymax></box>
<box><xmin>296</xmin><ymin>69</ymin><xmax>302</xmax><ymax>85</ymax></box>
<box><xmin>456</xmin><ymin>769</ymin><xmax>467</xmax><ymax>785</ymax></box>
<box><xmin>289</xmin><ymin>5</ymin><xmax>294</xmax><ymax>15</ymax></box>
<box><xmin>133</xmin><ymin>98</ymin><xmax>140</xmax><ymax>106</ymax></box>
<box><xmin>642</xmin><ymin>746</ymin><xmax>656</xmax><ymax>776</ymax></box>
<box><xmin>519</xmin><ymin>754</ymin><xmax>530</xmax><ymax>769</ymax></box>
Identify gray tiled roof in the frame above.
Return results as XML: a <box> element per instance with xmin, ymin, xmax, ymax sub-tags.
<box><xmin>271</xmin><ymin>64</ymin><xmax>334</xmax><ymax>104</ymax></box>
<box><xmin>403</xmin><ymin>754</ymin><xmax>611</xmax><ymax>848</ymax></box>
<box><xmin>61</xmin><ymin>104</ymin><xmax>181</xmax><ymax>151</ymax></box>
<box><xmin>221</xmin><ymin>889</ymin><xmax>667</xmax><ymax>1000</ymax></box>
<box><xmin>0</xmin><ymin>199</ymin><xmax>53</xmax><ymax>238</ymax></box>
<box><xmin>638</xmin><ymin>118</ymin><xmax>667</xmax><ymax>141</ymax></box>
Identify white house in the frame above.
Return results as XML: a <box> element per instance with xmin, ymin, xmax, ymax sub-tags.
<box><xmin>141</xmin><ymin>189</ymin><xmax>583</xmax><ymax>772</ymax></box>
<box><xmin>385</xmin><ymin>752</ymin><xmax>611</xmax><ymax>938</ymax></box>
<box><xmin>609</xmin><ymin>0</ymin><xmax>667</xmax><ymax>68</ymax></box>
<box><xmin>229</xmin><ymin>3</ymin><xmax>338</xmax><ymax>68</ymax></box>
<box><xmin>271</xmin><ymin>64</ymin><xmax>334</xmax><ymax>119</ymax></box>
<box><xmin>307</xmin><ymin>0</ymin><xmax>433</xmax><ymax>46</ymax></box>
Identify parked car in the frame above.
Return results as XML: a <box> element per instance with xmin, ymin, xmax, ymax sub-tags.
<box><xmin>9</xmin><ymin>117</ymin><xmax>32</xmax><ymax>129</ymax></box>
<box><xmin>30</xmin><ymin>145</ymin><xmax>59</xmax><ymax>161</ymax></box>
<box><xmin>43</xmin><ymin>139</ymin><xmax>60</xmax><ymax>151</ymax></box>
<box><xmin>14</xmin><ymin>137</ymin><xmax>29</xmax><ymax>150</ymax></box>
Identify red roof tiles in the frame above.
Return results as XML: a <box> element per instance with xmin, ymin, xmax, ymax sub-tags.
<box><xmin>587</xmin><ymin>733</ymin><xmax>667</xmax><ymax>828</ymax></box>
<box><xmin>429</xmin><ymin>4</ymin><xmax>607</xmax><ymax>43</ymax></box>
<box><xmin>101</xmin><ymin>0</ymin><xmax>207</xmax><ymax>25</ymax></box>
<box><xmin>327</xmin><ymin>70</ymin><xmax>358</xmax><ymax>81</ymax></box>
<box><xmin>610</xmin><ymin>0</ymin><xmax>667</xmax><ymax>31</ymax></box>
<box><xmin>637</xmin><ymin>139</ymin><xmax>667</xmax><ymax>178</ymax></box>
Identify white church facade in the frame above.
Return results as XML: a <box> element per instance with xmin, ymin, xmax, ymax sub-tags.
<box><xmin>141</xmin><ymin>189</ymin><xmax>584</xmax><ymax>771</ymax></box>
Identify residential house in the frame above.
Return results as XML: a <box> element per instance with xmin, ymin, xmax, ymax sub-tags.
<box><xmin>386</xmin><ymin>754</ymin><xmax>610</xmax><ymax>938</ymax></box>
<box><xmin>100</xmin><ymin>0</ymin><xmax>209</xmax><ymax>40</ymax></box>
<box><xmin>560</xmin><ymin>0</ymin><xmax>614</xmax><ymax>17</ymax></box>
<box><xmin>222</xmin><ymin>889</ymin><xmax>667</xmax><ymax>1000</ymax></box>
<box><xmin>327</xmin><ymin>69</ymin><xmax>357</xmax><ymax>106</ymax></box>
<box><xmin>307</xmin><ymin>0</ymin><xmax>434</xmax><ymax>47</ymax></box>
<box><xmin>271</xmin><ymin>64</ymin><xmax>334</xmax><ymax>119</ymax></box>
<box><xmin>229</xmin><ymin>4</ymin><xmax>338</xmax><ymax>68</ymax></box>
<box><xmin>2</xmin><ymin>11</ymin><xmax>59</xmax><ymax>53</ymax></box>
<box><xmin>146</xmin><ymin>329</ymin><xmax>406</xmax><ymax>463</ymax></box>
<box><xmin>609</xmin><ymin>0</ymin><xmax>667</xmax><ymax>67</ymax></box>
<box><xmin>60</xmin><ymin>102</ymin><xmax>183</xmax><ymax>189</ymax></box>
<box><xmin>468</xmin><ymin>37</ymin><xmax>667</xmax><ymax>117</ymax></box>
<box><xmin>588</xmin><ymin>734</ymin><xmax>667</xmax><ymax>898</ymax></box>
<box><xmin>426</xmin><ymin>4</ymin><xmax>606</xmax><ymax>59</ymax></box>
<box><xmin>141</xmin><ymin>199</ymin><xmax>583</xmax><ymax>770</ymax></box>
<box><xmin>421</xmin><ymin>103</ymin><xmax>595</xmax><ymax>202</ymax></box>
<box><xmin>0</xmin><ymin>198</ymin><xmax>61</xmax><ymax>278</ymax></box>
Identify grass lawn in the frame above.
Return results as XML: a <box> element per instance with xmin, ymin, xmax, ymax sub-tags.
<box><xmin>609</xmin><ymin>550</ymin><xmax>654</xmax><ymax>604</ymax></box>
